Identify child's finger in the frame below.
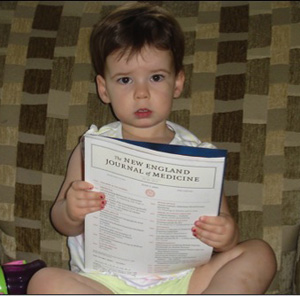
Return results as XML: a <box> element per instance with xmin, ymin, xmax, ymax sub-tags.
<box><xmin>197</xmin><ymin>215</ymin><xmax>225</xmax><ymax>226</ymax></box>
<box><xmin>195</xmin><ymin>221</ymin><xmax>225</xmax><ymax>235</ymax></box>
<box><xmin>191</xmin><ymin>227</ymin><xmax>222</xmax><ymax>245</ymax></box>
<box><xmin>87</xmin><ymin>198</ymin><xmax>106</xmax><ymax>208</ymax></box>
<box><xmin>77</xmin><ymin>192</ymin><xmax>106</xmax><ymax>207</ymax></box>
<box><xmin>87</xmin><ymin>200</ymin><xmax>107</xmax><ymax>212</ymax></box>
<box><xmin>197</xmin><ymin>235</ymin><xmax>221</xmax><ymax>248</ymax></box>
<box><xmin>71</xmin><ymin>180</ymin><xmax>94</xmax><ymax>191</ymax></box>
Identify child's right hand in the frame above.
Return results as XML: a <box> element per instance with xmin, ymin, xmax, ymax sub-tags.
<box><xmin>65</xmin><ymin>180</ymin><xmax>106</xmax><ymax>223</ymax></box>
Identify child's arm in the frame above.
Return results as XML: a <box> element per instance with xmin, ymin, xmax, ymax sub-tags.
<box><xmin>51</xmin><ymin>143</ymin><xmax>106</xmax><ymax>237</ymax></box>
<box><xmin>192</xmin><ymin>194</ymin><xmax>239</xmax><ymax>252</ymax></box>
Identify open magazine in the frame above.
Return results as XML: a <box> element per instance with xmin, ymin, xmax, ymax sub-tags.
<box><xmin>84</xmin><ymin>134</ymin><xmax>227</xmax><ymax>278</ymax></box>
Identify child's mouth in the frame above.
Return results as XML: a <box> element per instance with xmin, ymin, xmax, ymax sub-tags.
<box><xmin>135</xmin><ymin>109</ymin><xmax>152</xmax><ymax>118</ymax></box>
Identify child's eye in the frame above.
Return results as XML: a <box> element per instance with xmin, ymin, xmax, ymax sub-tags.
<box><xmin>151</xmin><ymin>74</ymin><xmax>164</xmax><ymax>82</ymax></box>
<box><xmin>117</xmin><ymin>77</ymin><xmax>132</xmax><ymax>84</ymax></box>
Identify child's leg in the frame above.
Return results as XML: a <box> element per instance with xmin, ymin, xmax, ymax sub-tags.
<box><xmin>27</xmin><ymin>267</ymin><xmax>113</xmax><ymax>294</ymax></box>
<box><xmin>187</xmin><ymin>239</ymin><xmax>277</xmax><ymax>294</ymax></box>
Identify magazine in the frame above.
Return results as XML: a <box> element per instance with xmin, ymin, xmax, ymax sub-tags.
<box><xmin>84</xmin><ymin>134</ymin><xmax>227</xmax><ymax>278</ymax></box>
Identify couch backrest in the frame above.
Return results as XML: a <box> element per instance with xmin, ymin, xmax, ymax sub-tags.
<box><xmin>0</xmin><ymin>1</ymin><xmax>299</xmax><ymax>294</ymax></box>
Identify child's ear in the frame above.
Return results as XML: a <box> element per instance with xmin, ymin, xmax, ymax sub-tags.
<box><xmin>173</xmin><ymin>70</ymin><xmax>185</xmax><ymax>98</ymax></box>
<box><xmin>96</xmin><ymin>75</ymin><xmax>110</xmax><ymax>103</ymax></box>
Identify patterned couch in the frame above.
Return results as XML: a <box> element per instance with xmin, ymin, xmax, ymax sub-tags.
<box><xmin>0</xmin><ymin>1</ymin><xmax>299</xmax><ymax>294</ymax></box>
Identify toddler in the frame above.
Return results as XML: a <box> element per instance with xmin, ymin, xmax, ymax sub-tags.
<box><xmin>28</xmin><ymin>3</ymin><xmax>276</xmax><ymax>294</ymax></box>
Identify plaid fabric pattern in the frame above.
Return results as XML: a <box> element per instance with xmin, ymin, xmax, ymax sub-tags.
<box><xmin>0</xmin><ymin>2</ymin><xmax>299</xmax><ymax>294</ymax></box>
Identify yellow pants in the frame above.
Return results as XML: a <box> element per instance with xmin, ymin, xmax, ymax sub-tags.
<box><xmin>80</xmin><ymin>270</ymin><xmax>194</xmax><ymax>294</ymax></box>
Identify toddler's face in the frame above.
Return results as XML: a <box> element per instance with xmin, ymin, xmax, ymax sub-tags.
<box><xmin>96</xmin><ymin>46</ymin><xmax>184</xmax><ymax>141</ymax></box>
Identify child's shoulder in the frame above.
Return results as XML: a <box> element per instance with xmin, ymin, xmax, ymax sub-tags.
<box><xmin>167</xmin><ymin>121</ymin><xmax>216</xmax><ymax>149</ymax></box>
<box><xmin>85</xmin><ymin>122</ymin><xmax>121</xmax><ymax>138</ymax></box>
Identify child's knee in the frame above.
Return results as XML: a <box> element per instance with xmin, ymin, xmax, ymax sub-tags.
<box><xmin>241</xmin><ymin>239</ymin><xmax>277</xmax><ymax>270</ymax></box>
<box><xmin>27</xmin><ymin>267</ymin><xmax>57</xmax><ymax>294</ymax></box>
<box><xmin>243</xmin><ymin>239</ymin><xmax>274</xmax><ymax>255</ymax></box>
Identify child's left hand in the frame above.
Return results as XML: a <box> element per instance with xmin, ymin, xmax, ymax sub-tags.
<box><xmin>191</xmin><ymin>212</ymin><xmax>238</xmax><ymax>252</ymax></box>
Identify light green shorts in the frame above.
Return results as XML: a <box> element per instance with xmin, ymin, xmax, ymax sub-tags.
<box><xmin>80</xmin><ymin>270</ymin><xmax>194</xmax><ymax>294</ymax></box>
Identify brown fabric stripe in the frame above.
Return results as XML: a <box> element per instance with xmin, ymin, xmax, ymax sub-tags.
<box><xmin>0</xmin><ymin>24</ymin><xmax>11</xmax><ymax>47</ymax></box>
<box><xmin>163</xmin><ymin>1</ymin><xmax>199</xmax><ymax>17</ymax></box>
<box><xmin>240</xmin><ymin>124</ymin><xmax>266</xmax><ymax>183</ymax></box>
<box><xmin>239</xmin><ymin>211</ymin><xmax>263</xmax><ymax>240</ymax></box>
<box><xmin>23</xmin><ymin>69</ymin><xmax>52</xmax><ymax>94</ymax></box>
<box><xmin>184</xmin><ymin>31</ymin><xmax>196</xmax><ymax>56</ymax></box>
<box><xmin>289</xmin><ymin>49</ymin><xmax>300</xmax><ymax>85</ymax></box>
<box><xmin>212</xmin><ymin>110</ymin><xmax>243</xmax><ymax>143</ymax></box>
<box><xmin>219</xmin><ymin>5</ymin><xmax>249</xmax><ymax>33</ymax></box>
<box><xmin>169</xmin><ymin>110</ymin><xmax>190</xmax><ymax>130</ymax></box>
<box><xmin>56</xmin><ymin>16</ymin><xmax>81</xmax><ymax>47</ymax></box>
<box><xmin>286</xmin><ymin>96</ymin><xmax>300</xmax><ymax>132</ymax></box>
<box><xmin>291</xmin><ymin>2</ymin><xmax>300</xmax><ymax>23</ymax></box>
<box><xmin>27</xmin><ymin>37</ymin><xmax>56</xmax><ymax>59</ymax></box>
<box><xmin>51</xmin><ymin>57</ymin><xmax>75</xmax><ymax>92</ymax></box>
<box><xmin>19</xmin><ymin>104</ymin><xmax>47</xmax><ymax>135</ymax></box>
<box><xmin>16</xmin><ymin>142</ymin><xmax>44</xmax><ymax>171</ymax></box>
<box><xmin>217</xmin><ymin>40</ymin><xmax>247</xmax><ymax>64</ymax></box>
<box><xmin>246</xmin><ymin>58</ymin><xmax>270</xmax><ymax>95</ymax></box>
<box><xmin>0</xmin><ymin>55</ymin><xmax>5</xmax><ymax>87</ymax></box>
<box><xmin>16</xmin><ymin>227</ymin><xmax>40</xmax><ymax>253</ymax></box>
<box><xmin>225</xmin><ymin>152</ymin><xmax>240</xmax><ymax>181</ymax></box>
<box><xmin>32</xmin><ymin>4</ymin><xmax>63</xmax><ymax>31</ymax></box>
<box><xmin>15</xmin><ymin>183</ymin><xmax>41</xmax><ymax>220</ymax></box>
<box><xmin>43</xmin><ymin>118</ymin><xmax>68</xmax><ymax>175</ymax></box>
<box><xmin>41</xmin><ymin>201</ymin><xmax>61</xmax><ymax>240</ymax></box>
<box><xmin>215</xmin><ymin>74</ymin><xmax>246</xmax><ymax>101</ymax></box>
<box><xmin>86</xmin><ymin>93</ymin><xmax>116</xmax><ymax>128</ymax></box>
<box><xmin>182</xmin><ymin>64</ymin><xmax>193</xmax><ymax>98</ymax></box>
<box><xmin>282</xmin><ymin>191</ymin><xmax>300</xmax><ymax>225</ymax></box>
<box><xmin>284</xmin><ymin>146</ymin><xmax>300</xmax><ymax>179</ymax></box>
<box><xmin>248</xmin><ymin>14</ymin><xmax>272</xmax><ymax>49</ymax></box>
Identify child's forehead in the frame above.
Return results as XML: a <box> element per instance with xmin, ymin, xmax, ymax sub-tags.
<box><xmin>108</xmin><ymin>46</ymin><xmax>173</xmax><ymax>65</ymax></box>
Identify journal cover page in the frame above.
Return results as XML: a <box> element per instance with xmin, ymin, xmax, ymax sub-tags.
<box><xmin>84</xmin><ymin>134</ymin><xmax>227</xmax><ymax>278</ymax></box>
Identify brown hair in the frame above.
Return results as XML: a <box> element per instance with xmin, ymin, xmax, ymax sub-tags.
<box><xmin>90</xmin><ymin>2</ymin><xmax>185</xmax><ymax>76</ymax></box>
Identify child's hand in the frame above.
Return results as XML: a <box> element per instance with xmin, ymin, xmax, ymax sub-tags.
<box><xmin>191</xmin><ymin>213</ymin><xmax>238</xmax><ymax>252</ymax></box>
<box><xmin>65</xmin><ymin>181</ymin><xmax>106</xmax><ymax>223</ymax></box>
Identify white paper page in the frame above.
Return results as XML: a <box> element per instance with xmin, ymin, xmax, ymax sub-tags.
<box><xmin>84</xmin><ymin>135</ymin><xmax>225</xmax><ymax>278</ymax></box>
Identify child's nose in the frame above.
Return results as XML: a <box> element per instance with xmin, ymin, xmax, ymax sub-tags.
<box><xmin>134</xmin><ymin>83</ymin><xmax>150</xmax><ymax>100</ymax></box>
